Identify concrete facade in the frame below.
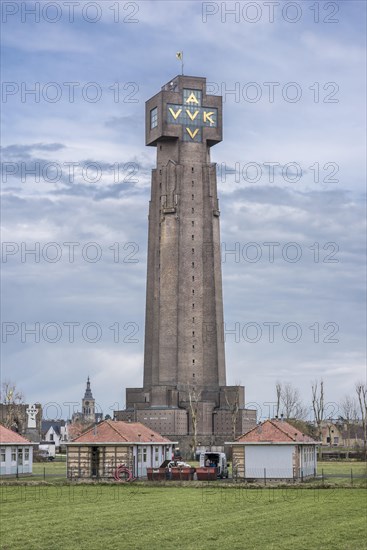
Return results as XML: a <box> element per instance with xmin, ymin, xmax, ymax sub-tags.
<box><xmin>116</xmin><ymin>76</ymin><xmax>256</xmax><ymax>451</ymax></box>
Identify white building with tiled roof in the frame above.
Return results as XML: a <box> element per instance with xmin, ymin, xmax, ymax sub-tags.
<box><xmin>66</xmin><ymin>419</ymin><xmax>177</xmax><ymax>479</ymax></box>
<box><xmin>0</xmin><ymin>423</ymin><xmax>34</xmax><ymax>476</ymax></box>
<box><xmin>228</xmin><ymin>419</ymin><xmax>320</xmax><ymax>480</ymax></box>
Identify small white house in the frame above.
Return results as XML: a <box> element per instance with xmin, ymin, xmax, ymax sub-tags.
<box><xmin>0</xmin><ymin>423</ymin><xmax>34</xmax><ymax>476</ymax></box>
<box><xmin>41</xmin><ymin>420</ymin><xmax>69</xmax><ymax>451</ymax></box>
<box><xmin>228</xmin><ymin>419</ymin><xmax>319</xmax><ymax>480</ymax></box>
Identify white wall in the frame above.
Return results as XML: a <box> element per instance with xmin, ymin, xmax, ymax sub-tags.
<box><xmin>245</xmin><ymin>445</ymin><xmax>294</xmax><ymax>479</ymax></box>
<box><xmin>133</xmin><ymin>444</ymin><xmax>172</xmax><ymax>477</ymax></box>
<box><xmin>0</xmin><ymin>445</ymin><xmax>33</xmax><ymax>476</ymax></box>
<box><xmin>300</xmin><ymin>445</ymin><xmax>317</xmax><ymax>477</ymax></box>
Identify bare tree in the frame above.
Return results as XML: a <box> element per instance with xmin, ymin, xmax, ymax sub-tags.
<box><xmin>187</xmin><ymin>386</ymin><xmax>201</xmax><ymax>459</ymax></box>
<box><xmin>0</xmin><ymin>380</ymin><xmax>25</xmax><ymax>430</ymax></box>
<box><xmin>311</xmin><ymin>379</ymin><xmax>324</xmax><ymax>458</ymax></box>
<box><xmin>280</xmin><ymin>383</ymin><xmax>307</xmax><ymax>420</ymax></box>
<box><xmin>1</xmin><ymin>380</ymin><xmax>24</xmax><ymax>405</ymax></box>
<box><xmin>224</xmin><ymin>386</ymin><xmax>240</xmax><ymax>440</ymax></box>
<box><xmin>339</xmin><ymin>395</ymin><xmax>359</xmax><ymax>448</ymax></box>
<box><xmin>355</xmin><ymin>382</ymin><xmax>367</xmax><ymax>454</ymax></box>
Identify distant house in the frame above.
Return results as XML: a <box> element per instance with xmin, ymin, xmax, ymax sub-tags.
<box><xmin>342</xmin><ymin>423</ymin><xmax>365</xmax><ymax>448</ymax></box>
<box><xmin>66</xmin><ymin>419</ymin><xmax>177</xmax><ymax>479</ymax></box>
<box><xmin>0</xmin><ymin>423</ymin><xmax>34</xmax><ymax>476</ymax></box>
<box><xmin>321</xmin><ymin>421</ymin><xmax>365</xmax><ymax>448</ymax></box>
<box><xmin>228</xmin><ymin>419</ymin><xmax>319</xmax><ymax>480</ymax></box>
<box><xmin>321</xmin><ymin>422</ymin><xmax>343</xmax><ymax>446</ymax></box>
<box><xmin>41</xmin><ymin>420</ymin><xmax>68</xmax><ymax>450</ymax></box>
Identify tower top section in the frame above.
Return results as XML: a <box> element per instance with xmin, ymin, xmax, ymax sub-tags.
<box><xmin>83</xmin><ymin>376</ymin><xmax>94</xmax><ymax>400</ymax></box>
<box><xmin>145</xmin><ymin>75</ymin><xmax>222</xmax><ymax>147</ymax></box>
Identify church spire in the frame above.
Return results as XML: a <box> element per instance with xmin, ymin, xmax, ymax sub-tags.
<box><xmin>84</xmin><ymin>376</ymin><xmax>93</xmax><ymax>399</ymax></box>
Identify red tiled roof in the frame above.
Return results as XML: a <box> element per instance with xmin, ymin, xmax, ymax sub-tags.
<box><xmin>235</xmin><ymin>419</ymin><xmax>317</xmax><ymax>443</ymax></box>
<box><xmin>0</xmin><ymin>423</ymin><xmax>32</xmax><ymax>444</ymax></box>
<box><xmin>70</xmin><ymin>420</ymin><xmax>173</xmax><ymax>444</ymax></box>
<box><xmin>67</xmin><ymin>422</ymin><xmax>92</xmax><ymax>440</ymax></box>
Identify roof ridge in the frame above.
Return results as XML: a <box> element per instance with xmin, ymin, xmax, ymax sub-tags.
<box><xmin>0</xmin><ymin>423</ymin><xmax>33</xmax><ymax>444</ymax></box>
<box><xmin>71</xmin><ymin>422</ymin><xmax>97</xmax><ymax>440</ymax></box>
<box><xmin>267</xmin><ymin>419</ymin><xmax>295</xmax><ymax>441</ymax></box>
<box><xmin>235</xmin><ymin>421</ymin><xmax>263</xmax><ymax>440</ymax></box>
<box><xmin>105</xmin><ymin>420</ymin><xmax>129</xmax><ymax>442</ymax></box>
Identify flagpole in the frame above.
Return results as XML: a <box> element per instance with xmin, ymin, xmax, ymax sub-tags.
<box><xmin>176</xmin><ymin>51</ymin><xmax>184</xmax><ymax>75</ymax></box>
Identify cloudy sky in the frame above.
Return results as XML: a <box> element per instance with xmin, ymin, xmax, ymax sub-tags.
<box><xmin>1</xmin><ymin>0</ymin><xmax>365</xmax><ymax>421</ymax></box>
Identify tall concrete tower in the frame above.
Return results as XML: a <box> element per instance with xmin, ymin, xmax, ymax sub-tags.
<box><xmin>117</xmin><ymin>76</ymin><xmax>256</xmax><ymax>452</ymax></box>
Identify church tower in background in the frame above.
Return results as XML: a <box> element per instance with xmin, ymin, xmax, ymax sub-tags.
<box><xmin>82</xmin><ymin>377</ymin><xmax>95</xmax><ymax>423</ymax></box>
<box><xmin>116</xmin><ymin>75</ymin><xmax>256</xmax><ymax>453</ymax></box>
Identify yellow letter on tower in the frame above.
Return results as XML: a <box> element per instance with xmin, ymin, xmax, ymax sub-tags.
<box><xmin>186</xmin><ymin>109</ymin><xmax>199</xmax><ymax>121</ymax></box>
<box><xmin>169</xmin><ymin>107</ymin><xmax>182</xmax><ymax>120</ymax></box>
<box><xmin>203</xmin><ymin>111</ymin><xmax>215</xmax><ymax>124</ymax></box>
<box><xmin>186</xmin><ymin>128</ymin><xmax>199</xmax><ymax>139</ymax></box>
<box><xmin>185</xmin><ymin>93</ymin><xmax>199</xmax><ymax>105</ymax></box>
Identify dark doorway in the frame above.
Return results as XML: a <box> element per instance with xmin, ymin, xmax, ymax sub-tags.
<box><xmin>91</xmin><ymin>447</ymin><xmax>100</xmax><ymax>477</ymax></box>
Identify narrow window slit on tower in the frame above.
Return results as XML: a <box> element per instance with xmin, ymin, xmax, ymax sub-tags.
<box><xmin>192</xmin><ymin>208</ymin><xmax>194</xmax><ymax>214</ymax></box>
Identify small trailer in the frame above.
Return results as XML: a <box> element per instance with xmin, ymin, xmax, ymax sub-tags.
<box><xmin>38</xmin><ymin>441</ymin><xmax>56</xmax><ymax>460</ymax></box>
<box><xmin>199</xmin><ymin>451</ymin><xmax>228</xmax><ymax>478</ymax></box>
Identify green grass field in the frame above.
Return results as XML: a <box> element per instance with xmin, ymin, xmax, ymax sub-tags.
<box><xmin>1</xmin><ymin>484</ymin><xmax>366</xmax><ymax>550</ymax></box>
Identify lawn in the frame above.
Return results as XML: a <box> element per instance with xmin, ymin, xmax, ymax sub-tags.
<box><xmin>318</xmin><ymin>461</ymin><xmax>367</xmax><ymax>475</ymax></box>
<box><xmin>0</xmin><ymin>485</ymin><xmax>366</xmax><ymax>550</ymax></box>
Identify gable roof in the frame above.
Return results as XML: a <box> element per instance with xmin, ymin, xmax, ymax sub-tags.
<box><xmin>234</xmin><ymin>419</ymin><xmax>318</xmax><ymax>444</ymax></box>
<box><xmin>41</xmin><ymin>420</ymin><xmax>66</xmax><ymax>436</ymax></box>
<box><xmin>69</xmin><ymin>420</ymin><xmax>174</xmax><ymax>444</ymax></box>
<box><xmin>0</xmin><ymin>423</ymin><xmax>32</xmax><ymax>444</ymax></box>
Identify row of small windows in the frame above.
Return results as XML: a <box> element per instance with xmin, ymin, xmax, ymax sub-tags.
<box><xmin>1</xmin><ymin>447</ymin><xmax>30</xmax><ymax>464</ymax></box>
